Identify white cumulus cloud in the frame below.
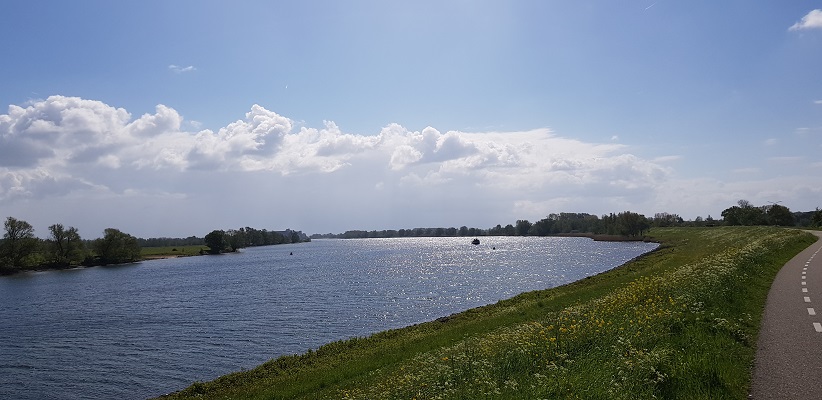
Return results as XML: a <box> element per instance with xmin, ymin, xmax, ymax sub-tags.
<box><xmin>789</xmin><ymin>9</ymin><xmax>822</xmax><ymax>31</ymax></box>
<box><xmin>0</xmin><ymin>95</ymin><xmax>682</xmax><ymax>236</ymax></box>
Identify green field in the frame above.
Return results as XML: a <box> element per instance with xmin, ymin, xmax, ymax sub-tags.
<box><xmin>159</xmin><ymin>227</ymin><xmax>817</xmax><ymax>400</ymax></box>
<box><xmin>140</xmin><ymin>245</ymin><xmax>208</xmax><ymax>258</ymax></box>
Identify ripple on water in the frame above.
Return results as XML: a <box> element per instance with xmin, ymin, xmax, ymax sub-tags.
<box><xmin>0</xmin><ymin>236</ymin><xmax>656</xmax><ymax>400</ymax></box>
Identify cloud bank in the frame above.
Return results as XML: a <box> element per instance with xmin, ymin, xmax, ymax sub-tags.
<box><xmin>0</xmin><ymin>95</ymin><xmax>668</xmax><ymax>199</ymax></box>
<box><xmin>3</xmin><ymin>95</ymin><xmax>812</xmax><ymax>237</ymax></box>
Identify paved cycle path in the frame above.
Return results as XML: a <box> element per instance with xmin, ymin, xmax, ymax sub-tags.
<box><xmin>750</xmin><ymin>231</ymin><xmax>822</xmax><ymax>399</ymax></box>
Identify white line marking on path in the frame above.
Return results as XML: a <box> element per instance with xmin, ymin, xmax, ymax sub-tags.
<box><xmin>805</xmin><ymin>296</ymin><xmax>812</xmax><ymax>303</ymax></box>
<box><xmin>803</xmin><ymin>288</ymin><xmax>809</xmax><ymax>293</ymax></box>
<box><xmin>809</xmin><ymin>308</ymin><xmax>816</xmax><ymax>316</ymax></box>
<box><xmin>815</xmin><ymin>323</ymin><xmax>822</xmax><ymax>333</ymax></box>
<box><xmin>803</xmin><ymin>281</ymin><xmax>807</xmax><ymax>285</ymax></box>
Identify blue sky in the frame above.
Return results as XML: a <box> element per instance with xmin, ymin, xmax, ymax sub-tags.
<box><xmin>1</xmin><ymin>1</ymin><xmax>821</xmax><ymax>238</ymax></box>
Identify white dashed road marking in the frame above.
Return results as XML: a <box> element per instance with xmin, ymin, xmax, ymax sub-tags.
<box><xmin>802</xmin><ymin>249</ymin><xmax>822</xmax><ymax>333</ymax></box>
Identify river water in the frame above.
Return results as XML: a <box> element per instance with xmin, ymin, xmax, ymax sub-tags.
<box><xmin>0</xmin><ymin>236</ymin><xmax>657</xmax><ymax>399</ymax></box>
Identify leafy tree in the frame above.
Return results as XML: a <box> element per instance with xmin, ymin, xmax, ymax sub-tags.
<box><xmin>515</xmin><ymin>220</ymin><xmax>532</xmax><ymax>236</ymax></box>
<box><xmin>721</xmin><ymin>206</ymin><xmax>743</xmax><ymax>225</ymax></box>
<box><xmin>1</xmin><ymin>217</ymin><xmax>38</xmax><ymax>269</ymax></box>
<box><xmin>812</xmin><ymin>208</ymin><xmax>822</xmax><ymax>228</ymax></box>
<box><xmin>765</xmin><ymin>204</ymin><xmax>794</xmax><ymax>226</ymax></box>
<box><xmin>48</xmin><ymin>224</ymin><xmax>85</xmax><ymax>266</ymax></box>
<box><xmin>503</xmin><ymin>224</ymin><xmax>516</xmax><ymax>236</ymax></box>
<box><xmin>225</xmin><ymin>229</ymin><xmax>246</xmax><ymax>252</ymax></box>
<box><xmin>652</xmin><ymin>212</ymin><xmax>683</xmax><ymax>227</ymax></box>
<box><xmin>93</xmin><ymin>228</ymin><xmax>141</xmax><ymax>265</ymax></box>
<box><xmin>722</xmin><ymin>200</ymin><xmax>765</xmax><ymax>226</ymax></box>
<box><xmin>617</xmin><ymin>211</ymin><xmax>650</xmax><ymax>237</ymax></box>
<box><xmin>204</xmin><ymin>230</ymin><xmax>228</xmax><ymax>254</ymax></box>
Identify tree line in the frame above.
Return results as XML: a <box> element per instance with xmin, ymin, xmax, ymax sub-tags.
<box><xmin>312</xmin><ymin>203</ymin><xmax>822</xmax><ymax>242</ymax></box>
<box><xmin>4</xmin><ymin>201</ymin><xmax>818</xmax><ymax>273</ymax></box>
<box><xmin>203</xmin><ymin>227</ymin><xmax>310</xmax><ymax>254</ymax></box>
<box><xmin>0</xmin><ymin>217</ymin><xmax>141</xmax><ymax>274</ymax></box>
<box><xmin>720</xmin><ymin>200</ymin><xmax>822</xmax><ymax>227</ymax></box>
<box><xmin>312</xmin><ymin>211</ymin><xmax>658</xmax><ymax>240</ymax></box>
<box><xmin>0</xmin><ymin>216</ymin><xmax>311</xmax><ymax>274</ymax></box>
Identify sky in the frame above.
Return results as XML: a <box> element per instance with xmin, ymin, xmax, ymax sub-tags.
<box><xmin>1</xmin><ymin>1</ymin><xmax>821</xmax><ymax>239</ymax></box>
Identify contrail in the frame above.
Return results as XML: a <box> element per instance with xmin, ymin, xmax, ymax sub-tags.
<box><xmin>645</xmin><ymin>2</ymin><xmax>657</xmax><ymax>10</ymax></box>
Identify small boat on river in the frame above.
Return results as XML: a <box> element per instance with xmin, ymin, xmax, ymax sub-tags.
<box><xmin>471</xmin><ymin>238</ymin><xmax>480</xmax><ymax>245</ymax></box>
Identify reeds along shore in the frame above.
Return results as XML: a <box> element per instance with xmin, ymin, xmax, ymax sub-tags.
<box><xmin>161</xmin><ymin>227</ymin><xmax>816</xmax><ymax>400</ymax></box>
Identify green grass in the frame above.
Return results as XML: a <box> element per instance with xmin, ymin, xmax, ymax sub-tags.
<box><xmin>141</xmin><ymin>245</ymin><xmax>208</xmax><ymax>258</ymax></box>
<box><xmin>158</xmin><ymin>227</ymin><xmax>817</xmax><ymax>400</ymax></box>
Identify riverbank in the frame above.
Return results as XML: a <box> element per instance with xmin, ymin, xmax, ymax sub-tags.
<box><xmin>0</xmin><ymin>245</ymin><xmax>208</xmax><ymax>275</ymax></box>
<box><xmin>140</xmin><ymin>245</ymin><xmax>209</xmax><ymax>259</ymax></box>
<box><xmin>159</xmin><ymin>227</ymin><xmax>817</xmax><ymax>399</ymax></box>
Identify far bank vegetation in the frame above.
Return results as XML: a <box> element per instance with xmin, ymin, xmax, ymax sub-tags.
<box><xmin>0</xmin><ymin>215</ymin><xmax>310</xmax><ymax>274</ymax></box>
<box><xmin>313</xmin><ymin>201</ymin><xmax>822</xmax><ymax>240</ymax></box>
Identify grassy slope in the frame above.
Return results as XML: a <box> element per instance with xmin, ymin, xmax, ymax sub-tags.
<box><xmin>159</xmin><ymin>227</ymin><xmax>816</xmax><ymax>400</ymax></box>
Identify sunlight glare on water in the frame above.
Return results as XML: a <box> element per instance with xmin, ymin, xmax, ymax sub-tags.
<box><xmin>0</xmin><ymin>236</ymin><xmax>656</xmax><ymax>399</ymax></box>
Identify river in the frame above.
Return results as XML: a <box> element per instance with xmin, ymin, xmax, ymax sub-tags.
<box><xmin>0</xmin><ymin>236</ymin><xmax>657</xmax><ymax>399</ymax></box>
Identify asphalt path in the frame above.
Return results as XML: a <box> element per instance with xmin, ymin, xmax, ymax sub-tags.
<box><xmin>750</xmin><ymin>231</ymin><xmax>822</xmax><ymax>399</ymax></box>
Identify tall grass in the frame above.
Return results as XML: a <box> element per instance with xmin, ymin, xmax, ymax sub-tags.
<box><xmin>160</xmin><ymin>227</ymin><xmax>816</xmax><ymax>400</ymax></box>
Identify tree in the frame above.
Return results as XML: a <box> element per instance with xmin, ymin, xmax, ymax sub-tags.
<box><xmin>721</xmin><ymin>206</ymin><xmax>742</xmax><ymax>225</ymax></box>
<box><xmin>515</xmin><ymin>220</ymin><xmax>533</xmax><ymax>236</ymax></box>
<box><xmin>765</xmin><ymin>204</ymin><xmax>794</xmax><ymax>226</ymax></box>
<box><xmin>1</xmin><ymin>217</ymin><xmax>38</xmax><ymax>269</ymax></box>
<box><xmin>47</xmin><ymin>224</ymin><xmax>85</xmax><ymax>266</ymax></box>
<box><xmin>93</xmin><ymin>228</ymin><xmax>141</xmax><ymax>265</ymax></box>
<box><xmin>652</xmin><ymin>212</ymin><xmax>683</xmax><ymax>227</ymax></box>
<box><xmin>813</xmin><ymin>208</ymin><xmax>822</xmax><ymax>228</ymax></box>
<box><xmin>204</xmin><ymin>230</ymin><xmax>228</xmax><ymax>254</ymax></box>
<box><xmin>722</xmin><ymin>200</ymin><xmax>765</xmax><ymax>226</ymax></box>
<box><xmin>503</xmin><ymin>224</ymin><xmax>516</xmax><ymax>236</ymax></box>
<box><xmin>225</xmin><ymin>229</ymin><xmax>246</xmax><ymax>252</ymax></box>
<box><xmin>617</xmin><ymin>211</ymin><xmax>650</xmax><ymax>237</ymax></box>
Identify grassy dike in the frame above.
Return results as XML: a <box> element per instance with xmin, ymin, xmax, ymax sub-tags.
<box><xmin>159</xmin><ymin>227</ymin><xmax>817</xmax><ymax>400</ymax></box>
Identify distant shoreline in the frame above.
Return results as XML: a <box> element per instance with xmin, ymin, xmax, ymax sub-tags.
<box><xmin>1</xmin><ymin>235</ymin><xmax>649</xmax><ymax>276</ymax></box>
<box><xmin>554</xmin><ymin>232</ymin><xmax>655</xmax><ymax>242</ymax></box>
<box><xmin>141</xmin><ymin>254</ymin><xmax>190</xmax><ymax>260</ymax></box>
<box><xmin>0</xmin><ymin>254</ymin><xmax>194</xmax><ymax>276</ymax></box>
